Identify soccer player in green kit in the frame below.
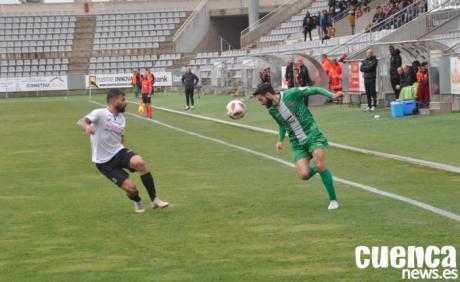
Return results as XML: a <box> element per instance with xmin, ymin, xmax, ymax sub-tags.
<box><xmin>253</xmin><ymin>83</ymin><xmax>343</xmax><ymax>210</ymax></box>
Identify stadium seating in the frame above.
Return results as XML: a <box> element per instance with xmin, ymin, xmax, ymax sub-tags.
<box><xmin>88</xmin><ymin>54</ymin><xmax>182</xmax><ymax>74</ymax></box>
<box><xmin>256</xmin><ymin>0</ymin><xmax>329</xmax><ymax>47</ymax></box>
<box><xmin>0</xmin><ymin>13</ymin><xmax>76</xmax><ymax>54</ymax></box>
<box><xmin>0</xmin><ymin>58</ymin><xmax>69</xmax><ymax>78</ymax></box>
<box><xmin>92</xmin><ymin>10</ymin><xmax>187</xmax><ymax>51</ymax></box>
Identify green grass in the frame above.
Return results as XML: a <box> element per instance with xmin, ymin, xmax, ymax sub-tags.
<box><xmin>0</xmin><ymin>95</ymin><xmax>459</xmax><ymax>281</ymax></box>
<box><xmin>147</xmin><ymin>91</ymin><xmax>460</xmax><ymax>167</ymax></box>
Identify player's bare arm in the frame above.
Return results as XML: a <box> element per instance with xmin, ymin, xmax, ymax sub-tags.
<box><xmin>77</xmin><ymin>117</ymin><xmax>96</xmax><ymax>135</ymax></box>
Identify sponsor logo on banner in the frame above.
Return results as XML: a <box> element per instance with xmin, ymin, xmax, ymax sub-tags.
<box><xmin>86</xmin><ymin>73</ymin><xmax>172</xmax><ymax>89</ymax></box>
<box><xmin>356</xmin><ymin>246</ymin><xmax>458</xmax><ymax>280</ymax></box>
<box><xmin>450</xmin><ymin>57</ymin><xmax>460</xmax><ymax>94</ymax></box>
<box><xmin>0</xmin><ymin>76</ymin><xmax>68</xmax><ymax>92</ymax></box>
<box><xmin>348</xmin><ymin>63</ymin><xmax>363</xmax><ymax>92</ymax></box>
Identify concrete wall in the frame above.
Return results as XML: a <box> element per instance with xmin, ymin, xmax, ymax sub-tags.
<box><xmin>174</xmin><ymin>0</ymin><xmax>211</xmax><ymax>53</ymax></box>
<box><xmin>0</xmin><ymin>0</ymin><xmax>284</xmax><ymax>14</ymax></box>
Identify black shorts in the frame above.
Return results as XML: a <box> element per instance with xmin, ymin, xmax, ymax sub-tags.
<box><xmin>142</xmin><ymin>94</ymin><xmax>151</xmax><ymax>104</ymax></box>
<box><xmin>96</xmin><ymin>148</ymin><xmax>137</xmax><ymax>187</ymax></box>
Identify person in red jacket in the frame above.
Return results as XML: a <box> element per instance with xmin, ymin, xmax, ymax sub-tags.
<box><xmin>141</xmin><ymin>75</ymin><xmax>153</xmax><ymax>118</ymax></box>
<box><xmin>416</xmin><ymin>62</ymin><xmax>430</xmax><ymax>109</ymax></box>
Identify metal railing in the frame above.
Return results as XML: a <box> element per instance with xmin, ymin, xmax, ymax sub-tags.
<box><xmin>326</xmin><ymin>0</ymin><xmax>429</xmax><ymax>57</ymax></box>
<box><xmin>172</xmin><ymin>0</ymin><xmax>209</xmax><ymax>43</ymax></box>
<box><xmin>240</xmin><ymin>0</ymin><xmax>311</xmax><ymax>48</ymax></box>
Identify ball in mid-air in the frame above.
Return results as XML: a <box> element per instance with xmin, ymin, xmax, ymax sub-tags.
<box><xmin>226</xmin><ymin>100</ymin><xmax>247</xmax><ymax>120</ymax></box>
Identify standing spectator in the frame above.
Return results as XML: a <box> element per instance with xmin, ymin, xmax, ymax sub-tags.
<box><xmin>260</xmin><ymin>67</ymin><xmax>271</xmax><ymax>83</ymax></box>
<box><xmin>328</xmin><ymin>0</ymin><xmax>337</xmax><ymax>15</ymax></box>
<box><xmin>285</xmin><ymin>60</ymin><xmax>295</xmax><ymax>88</ymax></box>
<box><xmin>320</xmin><ymin>11</ymin><xmax>329</xmax><ymax>38</ymax></box>
<box><xmin>348</xmin><ymin>9</ymin><xmax>356</xmax><ymax>35</ymax></box>
<box><xmin>322</xmin><ymin>54</ymin><xmax>332</xmax><ymax>76</ymax></box>
<box><xmin>322</xmin><ymin>24</ymin><xmax>336</xmax><ymax>44</ymax></box>
<box><xmin>329</xmin><ymin>58</ymin><xmax>343</xmax><ymax>93</ymax></box>
<box><xmin>360</xmin><ymin>49</ymin><xmax>378</xmax><ymax>112</ymax></box>
<box><xmin>389</xmin><ymin>45</ymin><xmax>402</xmax><ymax>99</ymax></box>
<box><xmin>297</xmin><ymin>59</ymin><xmax>313</xmax><ymax>87</ymax></box>
<box><xmin>181</xmin><ymin>68</ymin><xmax>199</xmax><ymax>110</ymax></box>
<box><xmin>303</xmin><ymin>12</ymin><xmax>315</xmax><ymax>41</ymax></box>
<box><xmin>416</xmin><ymin>62</ymin><xmax>430</xmax><ymax>109</ymax></box>
<box><xmin>316</xmin><ymin>11</ymin><xmax>323</xmax><ymax>39</ymax></box>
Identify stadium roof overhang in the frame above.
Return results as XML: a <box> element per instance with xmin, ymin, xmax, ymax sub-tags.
<box><xmin>349</xmin><ymin>39</ymin><xmax>450</xmax><ymax>62</ymax></box>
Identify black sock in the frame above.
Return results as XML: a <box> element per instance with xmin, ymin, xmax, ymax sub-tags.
<box><xmin>141</xmin><ymin>172</ymin><xmax>157</xmax><ymax>201</ymax></box>
<box><xmin>128</xmin><ymin>190</ymin><xmax>141</xmax><ymax>202</ymax></box>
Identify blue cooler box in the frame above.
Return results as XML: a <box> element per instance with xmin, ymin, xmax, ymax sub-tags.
<box><xmin>402</xmin><ymin>100</ymin><xmax>416</xmax><ymax>116</ymax></box>
<box><xmin>391</xmin><ymin>101</ymin><xmax>404</xmax><ymax>118</ymax></box>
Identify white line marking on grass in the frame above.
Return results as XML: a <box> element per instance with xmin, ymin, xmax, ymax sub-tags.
<box><xmin>127</xmin><ymin>99</ymin><xmax>460</xmax><ymax>175</ymax></box>
<box><xmin>90</xmin><ymin>100</ymin><xmax>460</xmax><ymax>223</ymax></box>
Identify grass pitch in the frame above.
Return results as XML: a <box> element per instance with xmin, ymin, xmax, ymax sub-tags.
<box><xmin>0</xmin><ymin>94</ymin><xmax>459</xmax><ymax>281</ymax></box>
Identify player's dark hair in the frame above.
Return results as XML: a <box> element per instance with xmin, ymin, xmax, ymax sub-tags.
<box><xmin>253</xmin><ymin>83</ymin><xmax>275</xmax><ymax>96</ymax></box>
<box><xmin>106</xmin><ymin>89</ymin><xmax>125</xmax><ymax>103</ymax></box>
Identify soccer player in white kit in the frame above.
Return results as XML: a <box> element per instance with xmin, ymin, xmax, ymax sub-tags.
<box><xmin>77</xmin><ymin>89</ymin><xmax>168</xmax><ymax>213</ymax></box>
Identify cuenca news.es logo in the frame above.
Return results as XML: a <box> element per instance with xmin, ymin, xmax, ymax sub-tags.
<box><xmin>355</xmin><ymin>246</ymin><xmax>458</xmax><ymax>280</ymax></box>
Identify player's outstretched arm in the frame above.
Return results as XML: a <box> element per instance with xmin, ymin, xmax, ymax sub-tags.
<box><xmin>298</xmin><ymin>87</ymin><xmax>344</xmax><ymax>100</ymax></box>
<box><xmin>77</xmin><ymin>117</ymin><xmax>96</xmax><ymax>136</ymax></box>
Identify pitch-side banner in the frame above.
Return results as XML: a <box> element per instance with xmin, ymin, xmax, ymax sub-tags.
<box><xmin>86</xmin><ymin>73</ymin><xmax>172</xmax><ymax>89</ymax></box>
<box><xmin>347</xmin><ymin>62</ymin><xmax>365</xmax><ymax>92</ymax></box>
<box><xmin>0</xmin><ymin>76</ymin><xmax>67</xmax><ymax>92</ymax></box>
<box><xmin>450</xmin><ymin>57</ymin><xmax>460</xmax><ymax>94</ymax></box>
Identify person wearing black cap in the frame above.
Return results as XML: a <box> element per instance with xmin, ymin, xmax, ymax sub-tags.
<box><xmin>252</xmin><ymin>83</ymin><xmax>343</xmax><ymax>210</ymax></box>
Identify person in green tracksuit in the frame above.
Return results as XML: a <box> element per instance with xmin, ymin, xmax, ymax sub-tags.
<box><xmin>253</xmin><ymin>83</ymin><xmax>344</xmax><ymax>210</ymax></box>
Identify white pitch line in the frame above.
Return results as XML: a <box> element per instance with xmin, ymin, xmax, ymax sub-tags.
<box><xmin>90</xmin><ymin>100</ymin><xmax>460</xmax><ymax>223</ymax></box>
<box><xmin>126</xmin><ymin>99</ymin><xmax>460</xmax><ymax>174</ymax></box>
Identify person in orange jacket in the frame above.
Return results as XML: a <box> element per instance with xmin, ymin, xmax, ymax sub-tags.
<box><xmin>329</xmin><ymin>58</ymin><xmax>342</xmax><ymax>93</ymax></box>
<box><xmin>322</xmin><ymin>54</ymin><xmax>332</xmax><ymax>76</ymax></box>
<box><xmin>146</xmin><ymin>69</ymin><xmax>155</xmax><ymax>96</ymax></box>
<box><xmin>140</xmin><ymin>75</ymin><xmax>153</xmax><ymax>118</ymax></box>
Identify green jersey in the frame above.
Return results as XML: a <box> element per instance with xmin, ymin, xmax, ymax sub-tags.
<box><xmin>268</xmin><ymin>87</ymin><xmax>334</xmax><ymax>147</ymax></box>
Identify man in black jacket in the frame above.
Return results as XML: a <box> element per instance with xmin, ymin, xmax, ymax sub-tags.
<box><xmin>285</xmin><ymin>60</ymin><xmax>295</xmax><ymax>88</ymax></box>
<box><xmin>297</xmin><ymin>58</ymin><xmax>314</xmax><ymax>106</ymax></box>
<box><xmin>360</xmin><ymin>49</ymin><xmax>378</xmax><ymax>112</ymax></box>
<box><xmin>303</xmin><ymin>12</ymin><xmax>315</xmax><ymax>41</ymax></box>
<box><xmin>181</xmin><ymin>68</ymin><xmax>199</xmax><ymax>110</ymax></box>
<box><xmin>389</xmin><ymin>45</ymin><xmax>402</xmax><ymax>99</ymax></box>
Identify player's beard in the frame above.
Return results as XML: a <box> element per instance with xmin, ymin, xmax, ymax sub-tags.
<box><xmin>116</xmin><ymin>104</ymin><xmax>126</xmax><ymax>113</ymax></box>
<box><xmin>265</xmin><ymin>98</ymin><xmax>273</xmax><ymax>108</ymax></box>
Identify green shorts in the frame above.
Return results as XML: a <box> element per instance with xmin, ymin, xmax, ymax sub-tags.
<box><xmin>292</xmin><ymin>131</ymin><xmax>329</xmax><ymax>162</ymax></box>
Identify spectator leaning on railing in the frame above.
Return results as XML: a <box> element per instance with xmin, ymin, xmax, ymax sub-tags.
<box><xmin>348</xmin><ymin>9</ymin><xmax>356</xmax><ymax>35</ymax></box>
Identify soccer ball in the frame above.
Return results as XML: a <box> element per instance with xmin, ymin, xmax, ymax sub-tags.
<box><xmin>226</xmin><ymin>100</ymin><xmax>247</xmax><ymax>120</ymax></box>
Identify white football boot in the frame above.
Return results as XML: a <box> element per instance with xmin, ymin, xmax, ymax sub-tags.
<box><xmin>328</xmin><ymin>200</ymin><xmax>339</xmax><ymax>210</ymax></box>
<box><xmin>152</xmin><ymin>197</ymin><xmax>169</xmax><ymax>209</ymax></box>
<box><xmin>134</xmin><ymin>201</ymin><xmax>145</xmax><ymax>213</ymax></box>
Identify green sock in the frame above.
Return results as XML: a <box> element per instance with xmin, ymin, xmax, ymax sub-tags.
<box><xmin>309</xmin><ymin>164</ymin><xmax>318</xmax><ymax>179</ymax></box>
<box><xmin>319</xmin><ymin>169</ymin><xmax>337</xmax><ymax>201</ymax></box>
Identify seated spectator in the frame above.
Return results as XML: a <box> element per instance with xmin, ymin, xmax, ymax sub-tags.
<box><xmin>322</xmin><ymin>24</ymin><xmax>336</xmax><ymax>43</ymax></box>
<box><xmin>397</xmin><ymin>65</ymin><xmax>418</xmax><ymax>100</ymax></box>
<box><xmin>373</xmin><ymin>6</ymin><xmax>385</xmax><ymax>25</ymax></box>
<box><xmin>416</xmin><ymin>61</ymin><xmax>430</xmax><ymax>109</ymax></box>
